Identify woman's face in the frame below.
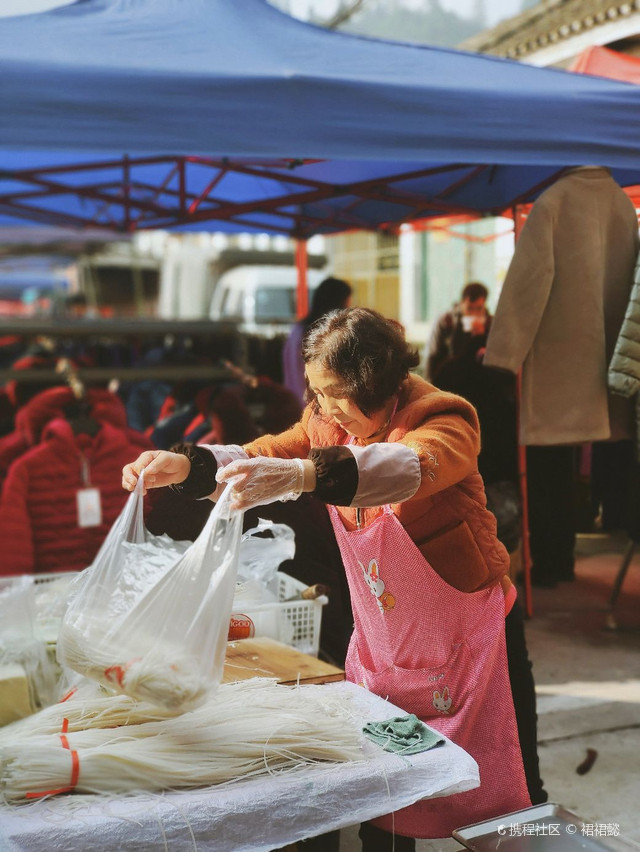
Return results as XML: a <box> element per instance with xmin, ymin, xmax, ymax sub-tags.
<box><xmin>305</xmin><ymin>362</ymin><xmax>389</xmax><ymax>439</ymax></box>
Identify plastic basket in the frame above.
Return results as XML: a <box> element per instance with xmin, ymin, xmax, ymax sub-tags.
<box><xmin>232</xmin><ymin>573</ymin><xmax>327</xmax><ymax>657</ymax></box>
<box><xmin>277</xmin><ymin>572</ymin><xmax>327</xmax><ymax>657</ymax></box>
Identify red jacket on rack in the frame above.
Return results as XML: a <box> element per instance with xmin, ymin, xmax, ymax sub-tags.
<box><xmin>0</xmin><ymin>418</ymin><xmax>152</xmax><ymax>575</ymax></box>
<box><xmin>0</xmin><ymin>386</ymin><xmax>148</xmax><ymax>491</ymax></box>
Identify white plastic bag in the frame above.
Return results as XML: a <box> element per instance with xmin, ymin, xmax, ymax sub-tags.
<box><xmin>57</xmin><ymin>475</ymin><xmax>243</xmax><ymax>712</ymax></box>
<box><xmin>238</xmin><ymin>518</ymin><xmax>296</xmax><ymax>590</ymax></box>
<box><xmin>0</xmin><ymin>577</ymin><xmax>59</xmax><ymax>720</ymax></box>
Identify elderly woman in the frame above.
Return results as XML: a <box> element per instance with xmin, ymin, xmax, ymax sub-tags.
<box><xmin>123</xmin><ymin>307</ymin><xmax>544</xmax><ymax>850</ymax></box>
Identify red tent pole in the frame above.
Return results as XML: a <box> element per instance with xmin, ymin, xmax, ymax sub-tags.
<box><xmin>513</xmin><ymin>205</ymin><xmax>533</xmax><ymax>618</ymax></box>
<box><xmin>296</xmin><ymin>239</ymin><xmax>309</xmax><ymax>319</ymax></box>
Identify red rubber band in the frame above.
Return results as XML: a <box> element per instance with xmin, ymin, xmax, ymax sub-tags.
<box><xmin>104</xmin><ymin>657</ymin><xmax>141</xmax><ymax>688</ymax></box>
<box><xmin>104</xmin><ymin>664</ymin><xmax>127</xmax><ymax>688</ymax></box>
<box><xmin>58</xmin><ymin>687</ymin><xmax>78</xmax><ymax>703</ymax></box>
<box><xmin>25</xmin><ymin>717</ymin><xmax>79</xmax><ymax>799</ymax></box>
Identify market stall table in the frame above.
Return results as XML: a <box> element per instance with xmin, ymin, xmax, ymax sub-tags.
<box><xmin>222</xmin><ymin>637</ymin><xmax>345</xmax><ymax>685</ymax></box>
<box><xmin>0</xmin><ymin>681</ymin><xmax>479</xmax><ymax>852</ymax></box>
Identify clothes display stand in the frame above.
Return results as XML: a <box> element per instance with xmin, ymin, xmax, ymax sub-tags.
<box><xmin>605</xmin><ymin>539</ymin><xmax>636</xmax><ymax>630</ymax></box>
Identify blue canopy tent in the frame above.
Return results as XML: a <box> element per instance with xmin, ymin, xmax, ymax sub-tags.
<box><xmin>1</xmin><ymin>0</ymin><xmax>640</xmax><ymax>239</ymax></box>
<box><xmin>3</xmin><ymin>0</ymin><xmax>640</xmax><ymax>614</ymax></box>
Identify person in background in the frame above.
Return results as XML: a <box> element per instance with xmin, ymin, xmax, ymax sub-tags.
<box><xmin>282</xmin><ymin>276</ymin><xmax>352</xmax><ymax>405</ymax></box>
<box><xmin>428</xmin><ymin>284</ymin><xmax>520</xmax><ymax>557</ymax></box>
<box><xmin>425</xmin><ymin>281</ymin><xmax>490</xmax><ymax>384</ymax></box>
<box><xmin>197</xmin><ymin>359</ymin><xmax>303</xmax><ymax>443</ymax></box>
<box><xmin>124</xmin><ymin>307</ymin><xmax>545</xmax><ymax>851</ymax></box>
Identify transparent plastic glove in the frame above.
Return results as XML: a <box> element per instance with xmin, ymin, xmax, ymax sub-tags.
<box><xmin>216</xmin><ymin>457</ymin><xmax>305</xmax><ymax>512</ymax></box>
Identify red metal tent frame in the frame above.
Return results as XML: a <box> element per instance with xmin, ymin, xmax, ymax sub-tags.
<box><xmin>0</xmin><ymin>156</ymin><xmax>502</xmax><ymax>237</ymax></box>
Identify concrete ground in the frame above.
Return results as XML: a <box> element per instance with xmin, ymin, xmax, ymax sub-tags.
<box><xmin>338</xmin><ymin>531</ymin><xmax>640</xmax><ymax>851</ymax></box>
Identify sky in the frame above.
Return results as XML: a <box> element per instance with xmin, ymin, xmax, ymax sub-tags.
<box><xmin>281</xmin><ymin>0</ymin><xmax>522</xmax><ymax>27</ymax></box>
<box><xmin>1</xmin><ymin>0</ymin><xmax>523</xmax><ymax>26</ymax></box>
<box><xmin>0</xmin><ymin>0</ymin><xmax>66</xmax><ymax>14</ymax></box>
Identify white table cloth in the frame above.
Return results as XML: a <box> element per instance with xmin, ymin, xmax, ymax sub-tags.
<box><xmin>0</xmin><ymin>681</ymin><xmax>479</xmax><ymax>851</ymax></box>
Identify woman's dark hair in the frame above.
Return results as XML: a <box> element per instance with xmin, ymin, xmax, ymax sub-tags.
<box><xmin>303</xmin><ymin>276</ymin><xmax>352</xmax><ymax>330</ymax></box>
<box><xmin>302</xmin><ymin>307</ymin><xmax>420</xmax><ymax>416</ymax></box>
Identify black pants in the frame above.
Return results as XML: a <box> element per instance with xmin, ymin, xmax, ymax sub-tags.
<box><xmin>526</xmin><ymin>444</ymin><xmax>576</xmax><ymax>584</ymax></box>
<box><xmin>591</xmin><ymin>440</ymin><xmax>635</xmax><ymax>533</ymax></box>
<box><xmin>505</xmin><ymin>600</ymin><xmax>547</xmax><ymax>806</ymax></box>
<box><xmin>296</xmin><ymin>832</ymin><xmax>341</xmax><ymax>851</ymax></box>
<box><xmin>358</xmin><ymin>601</ymin><xmax>547</xmax><ymax>852</ymax></box>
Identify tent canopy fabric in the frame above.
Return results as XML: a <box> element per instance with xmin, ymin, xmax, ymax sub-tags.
<box><xmin>2</xmin><ymin>0</ymin><xmax>640</xmax><ymax>236</ymax></box>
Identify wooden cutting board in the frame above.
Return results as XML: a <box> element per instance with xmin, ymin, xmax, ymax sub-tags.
<box><xmin>223</xmin><ymin>637</ymin><xmax>345</xmax><ymax>685</ymax></box>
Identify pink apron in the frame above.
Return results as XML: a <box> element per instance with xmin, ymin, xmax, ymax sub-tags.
<box><xmin>328</xmin><ymin>502</ymin><xmax>531</xmax><ymax>838</ymax></box>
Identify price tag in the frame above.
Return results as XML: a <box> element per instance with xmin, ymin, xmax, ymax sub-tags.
<box><xmin>76</xmin><ymin>488</ymin><xmax>102</xmax><ymax>528</ymax></box>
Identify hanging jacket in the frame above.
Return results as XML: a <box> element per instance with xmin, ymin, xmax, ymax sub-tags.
<box><xmin>485</xmin><ymin>167</ymin><xmax>638</xmax><ymax>445</ymax></box>
<box><xmin>609</xmin><ymin>252</ymin><xmax>640</xmax><ymax>397</ymax></box>
<box><xmin>0</xmin><ymin>419</ymin><xmax>152</xmax><ymax>575</ymax></box>
<box><xmin>608</xmin><ymin>250</ymin><xmax>640</xmax><ymax>456</ymax></box>
<box><xmin>0</xmin><ymin>386</ymin><xmax>148</xmax><ymax>491</ymax></box>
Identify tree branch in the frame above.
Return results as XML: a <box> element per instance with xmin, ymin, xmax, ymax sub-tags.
<box><xmin>325</xmin><ymin>0</ymin><xmax>366</xmax><ymax>29</ymax></box>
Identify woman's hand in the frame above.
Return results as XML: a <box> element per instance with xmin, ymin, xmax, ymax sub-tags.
<box><xmin>216</xmin><ymin>456</ymin><xmax>313</xmax><ymax>512</ymax></box>
<box><xmin>122</xmin><ymin>451</ymin><xmax>192</xmax><ymax>494</ymax></box>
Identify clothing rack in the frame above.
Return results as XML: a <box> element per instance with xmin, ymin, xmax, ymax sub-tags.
<box><xmin>56</xmin><ymin>357</ymin><xmax>85</xmax><ymax>400</ymax></box>
<box><xmin>605</xmin><ymin>457</ymin><xmax>640</xmax><ymax>629</ymax></box>
<box><xmin>0</xmin><ymin>318</ymin><xmax>247</xmax><ymax>385</ymax></box>
<box><xmin>608</xmin><ymin>540</ymin><xmax>635</xmax><ymax>613</ymax></box>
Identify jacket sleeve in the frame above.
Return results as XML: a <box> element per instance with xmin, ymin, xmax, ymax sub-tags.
<box><xmin>608</xmin><ymin>257</ymin><xmax>640</xmax><ymax>398</ymax></box>
<box><xmin>171</xmin><ymin>416</ymin><xmax>312</xmax><ymax>500</ymax></box>
<box><xmin>484</xmin><ymin>200</ymin><xmax>555</xmax><ymax>373</ymax></box>
<box><xmin>308</xmin><ymin>397</ymin><xmax>479</xmax><ymax>508</ymax></box>
<box><xmin>0</xmin><ymin>461</ymin><xmax>35</xmax><ymax>574</ymax></box>
<box><xmin>203</xmin><ymin>392</ymin><xmax>478</xmax><ymax>510</ymax></box>
<box><xmin>400</xmin><ymin>406</ymin><xmax>480</xmax><ymax>501</ymax></box>
<box><xmin>309</xmin><ymin>443</ymin><xmax>420</xmax><ymax>507</ymax></box>
<box><xmin>242</xmin><ymin>417</ymin><xmax>311</xmax><ymax>460</ymax></box>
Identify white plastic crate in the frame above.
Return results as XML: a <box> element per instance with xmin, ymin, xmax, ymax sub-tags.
<box><xmin>232</xmin><ymin>573</ymin><xmax>327</xmax><ymax>657</ymax></box>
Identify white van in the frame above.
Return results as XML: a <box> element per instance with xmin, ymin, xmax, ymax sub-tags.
<box><xmin>209</xmin><ymin>265</ymin><xmax>325</xmax><ymax>337</ymax></box>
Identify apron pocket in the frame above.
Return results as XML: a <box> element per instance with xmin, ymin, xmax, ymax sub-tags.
<box><xmin>350</xmin><ymin>639</ymin><xmax>473</xmax><ymax>722</ymax></box>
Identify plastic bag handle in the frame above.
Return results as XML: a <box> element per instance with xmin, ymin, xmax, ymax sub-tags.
<box><xmin>124</xmin><ymin>471</ymin><xmax>146</xmax><ymax>544</ymax></box>
<box><xmin>185</xmin><ymin>480</ymin><xmax>240</xmax><ymax>560</ymax></box>
<box><xmin>242</xmin><ymin>517</ymin><xmax>276</xmax><ymax>541</ymax></box>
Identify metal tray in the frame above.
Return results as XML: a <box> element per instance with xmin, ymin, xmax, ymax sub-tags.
<box><xmin>453</xmin><ymin>803</ymin><xmax>623</xmax><ymax>852</ymax></box>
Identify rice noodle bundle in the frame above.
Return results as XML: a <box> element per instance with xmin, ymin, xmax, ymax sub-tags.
<box><xmin>0</xmin><ymin>679</ymin><xmax>363</xmax><ymax>802</ymax></box>
<box><xmin>58</xmin><ymin>621</ymin><xmax>208</xmax><ymax>711</ymax></box>
<box><xmin>56</xmin><ymin>481</ymin><xmax>242</xmax><ymax>713</ymax></box>
<box><xmin>0</xmin><ymin>683</ymin><xmax>173</xmax><ymax>748</ymax></box>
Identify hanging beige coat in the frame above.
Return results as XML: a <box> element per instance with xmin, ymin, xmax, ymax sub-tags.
<box><xmin>484</xmin><ymin>167</ymin><xmax>638</xmax><ymax>446</ymax></box>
